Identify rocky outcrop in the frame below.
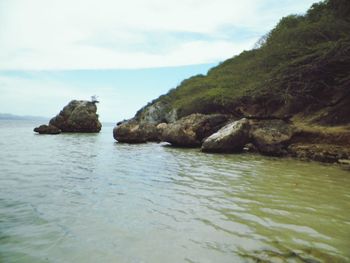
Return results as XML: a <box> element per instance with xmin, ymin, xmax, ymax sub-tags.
<box><xmin>33</xmin><ymin>124</ymin><xmax>61</xmax><ymax>135</ymax></box>
<box><xmin>202</xmin><ymin>118</ymin><xmax>295</xmax><ymax>156</ymax></box>
<box><xmin>113</xmin><ymin>102</ymin><xmax>350</xmax><ymax>163</ymax></box>
<box><xmin>113</xmin><ymin>120</ymin><xmax>160</xmax><ymax>143</ymax></box>
<box><xmin>161</xmin><ymin>114</ymin><xmax>229</xmax><ymax>147</ymax></box>
<box><xmin>113</xmin><ymin>101</ymin><xmax>177</xmax><ymax>143</ymax></box>
<box><xmin>135</xmin><ymin>101</ymin><xmax>177</xmax><ymax>124</ymax></box>
<box><xmin>202</xmin><ymin>118</ymin><xmax>250</xmax><ymax>153</ymax></box>
<box><xmin>49</xmin><ymin>100</ymin><xmax>101</xmax><ymax>132</ymax></box>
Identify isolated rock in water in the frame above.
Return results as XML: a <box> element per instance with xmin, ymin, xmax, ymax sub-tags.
<box><xmin>49</xmin><ymin>100</ymin><xmax>101</xmax><ymax>132</ymax></box>
<box><xmin>250</xmin><ymin>119</ymin><xmax>295</xmax><ymax>156</ymax></box>
<box><xmin>202</xmin><ymin>118</ymin><xmax>250</xmax><ymax>153</ymax></box>
<box><xmin>113</xmin><ymin>120</ymin><xmax>159</xmax><ymax>143</ymax></box>
<box><xmin>161</xmin><ymin>114</ymin><xmax>229</xmax><ymax>147</ymax></box>
<box><xmin>34</xmin><ymin>124</ymin><xmax>61</xmax><ymax>135</ymax></box>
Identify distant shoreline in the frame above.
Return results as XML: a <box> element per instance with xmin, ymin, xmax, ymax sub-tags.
<box><xmin>0</xmin><ymin>113</ymin><xmax>49</xmax><ymax>122</ymax></box>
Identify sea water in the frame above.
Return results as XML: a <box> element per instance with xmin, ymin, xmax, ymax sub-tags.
<box><xmin>0</xmin><ymin>120</ymin><xmax>349</xmax><ymax>263</ymax></box>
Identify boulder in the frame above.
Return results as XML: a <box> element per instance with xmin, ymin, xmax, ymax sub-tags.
<box><xmin>202</xmin><ymin>119</ymin><xmax>250</xmax><ymax>153</ymax></box>
<box><xmin>113</xmin><ymin>120</ymin><xmax>159</xmax><ymax>143</ymax></box>
<box><xmin>250</xmin><ymin>119</ymin><xmax>295</xmax><ymax>156</ymax></box>
<box><xmin>161</xmin><ymin>114</ymin><xmax>229</xmax><ymax>147</ymax></box>
<box><xmin>34</xmin><ymin>124</ymin><xmax>61</xmax><ymax>135</ymax></box>
<box><xmin>201</xmin><ymin>118</ymin><xmax>295</xmax><ymax>155</ymax></box>
<box><xmin>49</xmin><ymin>100</ymin><xmax>101</xmax><ymax>132</ymax></box>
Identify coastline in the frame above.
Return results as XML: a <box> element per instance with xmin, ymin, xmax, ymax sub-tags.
<box><xmin>113</xmin><ymin>113</ymin><xmax>350</xmax><ymax>167</ymax></box>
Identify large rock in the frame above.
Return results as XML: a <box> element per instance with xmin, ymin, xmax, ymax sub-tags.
<box><xmin>250</xmin><ymin>119</ymin><xmax>295</xmax><ymax>156</ymax></box>
<box><xmin>49</xmin><ymin>100</ymin><xmax>101</xmax><ymax>132</ymax></box>
<box><xmin>201</xmin><ymin>118</ymin><xmax>295</xmax><ymax>155</ymax></box>
<box><xmin>161</xmin><ymin>114</ymin><xmax>229</xmax><ymax>147</ymax></box>
<box><xmin>34</xmin><ymin>124</ymin><xmax>61</xmax><ymax>135</ymax></box>
<box><xmin>202</xmin><ymin>119</ymin><xmax>250</xmax><ymax>153</ymax></box>
<box><xmin>113</xmin><ymin>120</ymin><xmax>160</xmax><ymax>143</ymax></box>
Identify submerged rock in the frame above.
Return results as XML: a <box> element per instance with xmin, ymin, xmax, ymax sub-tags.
<box><xmin>113</xmin><ymin>120</ymin><xmax>159</xmax><ymax>143</ymax></box>
<box><xmin>34</xmin><ymin>124</ymin><xmax>61</xmax><ymax>135</ymax></box>
<box><xmin>49</xmin><ymin>100</ymin><xmax>101</xmax><ymax>132</ymax></box>
<box><xmin>161</xmin><ymin>113</ymin><xmax>229</xmax><ymax>147</ymax></box>
<box><xmin>288</xmin><ymin>143</ymin><xmax>350</xmax><ymax>163</ymax></box>
<box><xmin>202</xmin><ymin>118</ymin><xmax>250</xmax><ymax>153</ymax></box>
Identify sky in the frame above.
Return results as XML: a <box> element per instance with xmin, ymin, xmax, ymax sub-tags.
<box><xmin>0</xmin><ymin>0</ymin><xmax>319</xmax><ymax>122</ymax></box>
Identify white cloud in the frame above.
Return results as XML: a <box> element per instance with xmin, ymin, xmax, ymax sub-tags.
<box><xmin>0</xmin><ymin>0</ymin><xmax>318</xmax><ymax>70</ymax></box>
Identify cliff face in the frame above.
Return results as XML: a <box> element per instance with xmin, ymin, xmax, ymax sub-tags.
<box><xmin>129</xmin><ymin>0</ymin><xmax>350</xmax><ymax>126</ymax></box>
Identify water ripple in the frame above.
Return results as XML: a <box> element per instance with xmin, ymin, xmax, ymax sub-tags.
<box><xmin>0</xmin><ymin>121</ymin><xmax>349</xmax><ymax>263</ymax></box>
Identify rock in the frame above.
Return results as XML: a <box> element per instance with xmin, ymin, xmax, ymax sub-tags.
<box><xmin>161</xmin><ymin>114</ymin><xmax>229</xmax><ymax>147</ymax></box>
<box><xmin>338</xmin><ymin>159</ymin><xmax>350</xmax><ymax>165</ymax></box>
<box><xmin>201</xmin><ymin>118</ymin><xmax>295</xmax><ymax>155</ymax></box>
<box><xmin>339</xmin><ymin>159</ymin><xmax>350</xmax><ymax>171</ymax></box>
<box><xmin>156</xmin><ymin>122</ymin><xmax>168</xmax><ymax>134</ymax></box>
<box><xmin>250</xmin><ymin>119</ymin><xmax>295</xmax><ymax>156</ymax></box>
<box><xmin>49</xmin><ymin>100</ymin><xmax>101</xmax><ymax>132</ymax></box>
<box><xmin>202</xmin><ymin>119</ymin><xmax>250</xmax><ymax>153</ymax></box>
<box><xmin>135</xmin><ymin>101</ymin><xmax>178</xmax><ymax>124</ymax></box>
<box><xmin>34</xmin><ymin>124</ymin><xmax>61</xmax><ymax>134</ymax></box>
<box><xmin>112</xmin><ymin>101</ymin><xmax>177</xmax><ymax>144</ymax></box>
<box><xmin>288</xmin><ymin>143</ymin><xmax>350</xmax><ymax>163</ymax></box>
<box><xmin>243</xmin><ymin>143</ymin><xmax>258</xmax><ymax>152</ymax></box>
<box><xmin>113</xmin><ymin>120</ymin><xmax>159</xmax><ymax>143</ymax></box>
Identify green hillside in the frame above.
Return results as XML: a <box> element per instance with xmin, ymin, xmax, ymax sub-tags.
<box><xmin>150</xmin><ymin>0</ymin><xmax>350</xmax><ymax>125</ymax></box>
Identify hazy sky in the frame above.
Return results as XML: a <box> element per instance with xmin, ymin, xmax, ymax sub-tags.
<box><xmin>0</xmin><ymin>0</ymin><xmax>318</xmax><ymax>122</ymax></box>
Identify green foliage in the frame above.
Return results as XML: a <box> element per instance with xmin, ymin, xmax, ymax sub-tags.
<box><xmin>150</xmin><ymin>0</ymin><xmax>350</xmax><ymax>122</ymax></box>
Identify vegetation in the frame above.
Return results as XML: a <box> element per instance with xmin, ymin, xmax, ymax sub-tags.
<box><xmin>151</xmin><ymin>0</ymin><xmax>350</xmax><ymax>125</ymax></box>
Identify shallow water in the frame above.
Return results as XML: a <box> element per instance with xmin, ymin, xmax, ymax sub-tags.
<box><xmin>0</xmin><ymin>120</ymin><xmax>349</xmax><ymax>263</ymax></box>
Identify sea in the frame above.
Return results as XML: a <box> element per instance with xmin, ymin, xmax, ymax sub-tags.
<box><xmin>0</xmin><ymin>120</ymin><xmax>349</xmax><ymax>263</ymax></box>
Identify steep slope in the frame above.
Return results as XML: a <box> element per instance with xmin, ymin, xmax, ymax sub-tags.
<box><xmin>114</xmin><ymin>0</ymin><xmax>350</xmax><ymax>163</ymax></box>
<box><xmin>135</xmin><ymin>0</ymin><xmax>350</xmax><ymax>125</ymax></box>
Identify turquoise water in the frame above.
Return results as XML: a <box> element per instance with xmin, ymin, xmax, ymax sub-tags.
<box><xmin>0</xmin><ymin>120</ymin><xmax>349</xmax><ymax>263</ymax></box>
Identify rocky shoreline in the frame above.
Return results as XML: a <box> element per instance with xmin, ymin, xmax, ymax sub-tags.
<box><xmin>110</xmin><ymin>0</ymin><xmax>350</xmax><ymax>168</ymax></box>
<box><xmin>113</xmin><ymin>105</ymin><xmax>350</xmax><ymax>166</ymax></box>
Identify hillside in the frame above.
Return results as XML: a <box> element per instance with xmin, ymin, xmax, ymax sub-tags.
<box><xmin>137</xmin><ymin>0</ymin><xmax>350</xmax><ymax>125</ymax></box>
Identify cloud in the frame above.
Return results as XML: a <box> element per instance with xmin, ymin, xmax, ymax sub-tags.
<box><xmin>0</xmin><ymin>0</ymin><xmax>318</xmax><ymax>70</ymax></box>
